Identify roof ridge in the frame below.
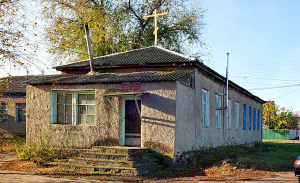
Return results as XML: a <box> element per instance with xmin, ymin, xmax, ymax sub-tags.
<box><xmin>154</xmin><ymin>46</ymin><xmax>197</xmax><ymax>61</ymax></box>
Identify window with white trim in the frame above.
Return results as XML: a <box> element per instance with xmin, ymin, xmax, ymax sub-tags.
<box><xmin>234</xmin><ymin>102</ymin><xmax>239</xmax><ymax>129</ymax></box>
<box><xmin>0</xmin><ymin>103</ymin><xmax>8</xmax><ymax>122</ymax></box>
<box><xmin>227</xmin><ymin>99</ymin><xmax>232</xmax><ymax>129</ymax></box>
<box><xmin>16</xmin><ymin>103</ymin><xmax>26</xmax><ymax>123</ymax></box>
<box><xmin>215</xmin><ymin>95</ymin><xmax>221</xmax><ymax>129</ymax></box>
<box><xmin>202</xmin><ymin>89</ymin><xmax>209</xmax><ymax>127</ymax></box>
<box><xmin>51</xmin><ymin>91</ymin><xmax>95</xmax><ymax>125</ymax></box>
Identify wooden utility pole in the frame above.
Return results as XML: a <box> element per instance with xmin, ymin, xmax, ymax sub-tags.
<box><xmin>84</xmin><ymin>24</ymin><xmax>95</xmax><ymax>75</ymax></box>
<box><xmin>144</xmin><ymin>9</ymin><xmax>168</xmax><ymax>46</ymax></box>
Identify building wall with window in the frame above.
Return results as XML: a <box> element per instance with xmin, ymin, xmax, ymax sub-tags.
<box><xmin>174</xmin><ymin>70</ymin><xmax>263</xmax><ymax>153</ymax></box>
<box><xmin>26</xmin><ymin>82</ymin><xmax>177</xmax><ymax>151</ymax></box>
<box><xmin>0</xmin><ymin>96</ymin><xmax>26</xmax><ymax>137</ymax></box>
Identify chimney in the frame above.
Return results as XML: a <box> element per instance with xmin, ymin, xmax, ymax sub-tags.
<box><xmin>84</xmin><ymin>23</ymin><xmax>95</xmax><ymax>75</ymax></box>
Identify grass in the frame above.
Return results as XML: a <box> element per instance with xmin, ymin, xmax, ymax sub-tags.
<box><xmin>0</xmin><ymin>141</ymin><xmax>299</xmax><ymax>182</ymax></box>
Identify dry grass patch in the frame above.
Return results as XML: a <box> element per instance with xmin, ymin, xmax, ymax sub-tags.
<box><xmin>0</xmin><ymin>138</ymin><xmax>25</xmax><ymax>152</ymax></box>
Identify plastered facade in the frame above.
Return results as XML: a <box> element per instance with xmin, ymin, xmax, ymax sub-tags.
<box><xmin>26</xmin><ymin>82</ymin><xmax>177</xmax><ymax>151</ymax></box>
<box><xmin>0</xmin><ymin>96</ymin><xmax>26</xmax><ymax>136</ymax></box>
<box><xmin>174</xmin><ymin>70</ymin><xmax>263</xmax><ymax>153</ymax></box>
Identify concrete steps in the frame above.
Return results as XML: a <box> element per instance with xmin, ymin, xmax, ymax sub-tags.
<box><xmin>59</xmin><ymin>146</ymin><xmax>164</xmax><ymax>176</ymax></box>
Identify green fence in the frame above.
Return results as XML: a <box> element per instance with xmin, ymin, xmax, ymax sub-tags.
<box><xmin>263</xmin><ymin>129</ymin><xmax>289</xmax><ymax>140</ymax></box>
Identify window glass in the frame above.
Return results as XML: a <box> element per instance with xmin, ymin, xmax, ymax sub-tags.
<box><xmin>16</xmin><ymin>103</ymin><xmax>26</xmax><ymax>123</ymax></box>
<box><xmin>243</xmin><ymin>104</ymin><xmax>247</xmax><ymax>130</ymax></box>
<box><xmin>258</xmin><ymin>109</ymin><xmax>261</xmax><ymax>130</ymax></box>
<box><xmin>227</xmin><ymin>99</ymin><xmax>232</xmax><ymax>129</ymax></box>
<box><xmin>235</xmin><ymin>102</ymin><xmax>239</xmax><ymax>129</ymax></box>
<box><xmin>78</xmin><ymin>94</ymin><xmax>86</xmax><ymax>104</ymax></box>
<box><xmin>0</xmin><ymin>103</ymin><xmax>8</xmax><ymax>122</ymax></box>
<box><xmin>215</xmin><ymin>95</ymin><xmax>221</xmax><ymax>128</ymax></box>
<box><xmin>202</xmin><ymin>89</ymin><xmax>209</xmax><ymax>127</ymax></box>
<box><xmin>249</xmin><ymin>106</ymin><xmax>252</xmax><ymax>131</ymax></box>
<box><xmin>253</xmin><ymin>108</ymin><xmax>256</xmax><ymax>130</ymax></box>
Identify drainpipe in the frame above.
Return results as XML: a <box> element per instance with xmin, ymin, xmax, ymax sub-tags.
<box><xmin>226</xmin><ymin>53</ymin><xmax>229</xmax><ymax>124</ymax></box>
<box><xmin>85</xmin><ymin>23</ymin><xmax>95</xmax><ymax>75</ymax></box>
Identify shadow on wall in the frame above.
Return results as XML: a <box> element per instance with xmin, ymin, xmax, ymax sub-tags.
<box><xmin>142</xmin><ymin>94</ymin><xmax>176</xmax><ymax>116</ymax></box>
<box><xmin>142</xmin><ymin>116</ymin><xmax>175</xmax><ymax>129</ymax></box>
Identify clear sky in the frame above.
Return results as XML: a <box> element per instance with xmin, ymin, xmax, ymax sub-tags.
<box><xmin>202</xmin><ymin>0</ymin><xmax>300</xmax><ymax>112</ymax></box>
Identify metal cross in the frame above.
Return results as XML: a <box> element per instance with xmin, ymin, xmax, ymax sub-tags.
<box><xmin>144</xmin><ymin>9</ymin><xmax>168</xmax><ymax>46</ymax></box>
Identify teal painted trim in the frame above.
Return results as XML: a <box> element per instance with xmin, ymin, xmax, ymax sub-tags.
<box><xmin>50</xmin><ymin>92</ymin><xmax>57</xmax><ymax>124</ymax></box>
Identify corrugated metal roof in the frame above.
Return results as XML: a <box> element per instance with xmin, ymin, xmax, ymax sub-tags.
<box><xmin>29</xmin><ymin>70</ymin><xmax>193</xmax><ymax>85</ymax></box>
<box><xmin>54</xmin><ymin>46</ymin><xmax>197</xmax><ymax>70</ymax></box>
<box><xmin>0</xmin><ymin>75</ymin><xmax>48</xmax><ymax>95</ymax></box>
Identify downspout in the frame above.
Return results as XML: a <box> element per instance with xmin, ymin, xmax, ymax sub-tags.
<box><xmin>85</xmin><ymin>24</ymin><xmax>96</xmax><ymax>75</ymax></box>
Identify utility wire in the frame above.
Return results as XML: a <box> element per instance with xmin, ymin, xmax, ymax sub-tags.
<box><xmin>249</xmin><ymin>84</ymin><xmax>300</xmax><ymax>91</ymax></box>
<box><xmin>272</xmin><ymin>87</ymin><xmax>300</xmax><ymax>100</ymax></box>
<box><xmin>212</xmin><ymin>60</ymin><xmax>300</xmax><ymax>68</ymax></box>
<box><xmin>231</xmin><ymin>76</ymin><xmax>300</xmax><ymax>82</ymax></box>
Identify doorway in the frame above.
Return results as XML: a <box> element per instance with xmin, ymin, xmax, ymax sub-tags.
<box><xmin>122</xmin><ymin>99</ymin><xmax>141</xmax><ymax>147</ymax></box>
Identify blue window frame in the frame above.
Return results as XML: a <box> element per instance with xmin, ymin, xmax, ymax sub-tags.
<box><xmin>257</xmin><ymin>109</ymin><xmax>261</xmax><ymax>130</ymax></box>
<box><xmin>253</xmin><ymin>108</ymin><xmax>256</xmax><ymax>130</ymax></box>
<box><xmin>249</xmin><ymin>106</ymin><xmax>252</xmax><ymax>131</ymax></box>
<box><xmin>243</xmin><ymin>104</ymin><xmax>247</xmax><ymax>130</ymax></box>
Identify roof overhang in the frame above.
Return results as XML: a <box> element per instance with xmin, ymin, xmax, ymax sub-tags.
<box><xmin>98</xmin><ymin>91</ymin><xmax>147</xmax><ymax>97</ymax></box>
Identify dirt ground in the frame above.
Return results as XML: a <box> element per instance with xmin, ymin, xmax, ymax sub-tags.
<box><xmin>0</xmin><ymin>152</ymin><xmax>297</xmax><ymax>183</ymax></box>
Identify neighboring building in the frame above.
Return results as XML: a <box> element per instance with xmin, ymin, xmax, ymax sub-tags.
<box><xmin>0</xmin><ymin>76</ymin><xmax>44</xmax><ymax>137</ymax></box>
<box><xmin>26</xmin><ymin>46</ymin><xmax>264</xmax><ymax>160</ymax></box>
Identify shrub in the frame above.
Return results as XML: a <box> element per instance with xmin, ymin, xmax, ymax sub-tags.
<box><xmin>16</xmin><ymin>136</ymin><xmax>55</xmax><ymax>166</ymax></box>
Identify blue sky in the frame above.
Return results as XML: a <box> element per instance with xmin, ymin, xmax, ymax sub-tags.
<box><xmin>202</xmin><ymin>0</ymin><xmax>300</xmax><ymax>112</ymax></box>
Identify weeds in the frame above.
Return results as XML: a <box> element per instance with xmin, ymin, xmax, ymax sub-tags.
<box><xmin>16</xmin><ymin>136</ymin><xmax>55</xmax><ymax>166</ymax></box>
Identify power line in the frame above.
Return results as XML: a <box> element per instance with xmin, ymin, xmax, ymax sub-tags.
<box><xmin>212</xmin><ymin>60</ymin><xmax>300</xmax><ymax>68</ymax></box>
<box><xmin>272</xmin><ymin>87</ymin><xmax>300</xmax><ymax>100</ymax></box>
<box><xmin>249</xmin><ymin>84</ymin><xmax>300</xmax><ymax>91</ymax></box>
<box><xmin>230</xmin><ymin>76</ymin><xmax>300</xmax><ymax>82</ymax></box>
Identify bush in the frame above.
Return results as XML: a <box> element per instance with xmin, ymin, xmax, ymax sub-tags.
<box><xmin>16</xmin><ymin>136</ymin><xmax>55</xmax><ymax>166</ymax></box>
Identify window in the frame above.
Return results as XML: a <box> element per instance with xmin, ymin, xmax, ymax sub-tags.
<box><xmin>227</xmin><ymin>99</ymin><xmax>232</xmax><ymax>129</ymax></box>
<box><xmin>215</xmin><ymin>95</ymin><xmax>221</xmax><ymax>129</ymax></box>
<box><xmin>57</xmin><ymin>93</ymin><xmax>72</xmax><ymax>124</ymax></box>
<box><xmin>202</xmin><ymin>89</ymin><xmax>209</xmax><ymax>127</ymax></box>
<box><xmin>16</xmin><ymin>103</ymin><xmax>26</xmax><ymax>123</ymax></box>
<box><xmin>234</xmin><ymin>102</ymin><xmax>239</xmax><ymax>129</ymax></box>
<box><xmin>257</xmin><ymin>109</ymin><xmax>261</xmax><ymax>130</ymax></box>
<box><xmin>249</xmin><ymin>106</ymin><xmax>252</xmax><ymax>131</ymax></box>
<box><xmin>78</xmin><ymin>94</ymin><xmax>95</xmax><ymax>125</ymax></box>
<box><xmin>0</xmin><ymin>103</ymin><xmax>8</xmax><ymax>122</ymax></box>
<box><xmin>253</xmin><ymin>108</ymin><xmax>256</xmax><ymax>130</ymax></box>
<box><xmin>51</xmin><ymin>91</ymin><xmax>95</xmax><ymax>125</ymax></box>
<box><xmin>243</xmin><ymin>104</ymin><xmax>247</xmax><ymax>130</ymax></box>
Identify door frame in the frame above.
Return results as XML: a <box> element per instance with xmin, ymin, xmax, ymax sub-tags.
<box><xmin>120</xmin><ymin>96</ymin><xmax>142</xmax><ymax>146</ymax></box>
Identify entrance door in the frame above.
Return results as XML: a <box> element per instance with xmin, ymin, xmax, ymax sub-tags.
<box><xmin>124</xmin><ymin>100</ymin><xmax>141</xmax><ymax>146</ymax></box>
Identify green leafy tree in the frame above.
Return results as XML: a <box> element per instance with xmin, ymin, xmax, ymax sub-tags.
<box><xmin>41</xmin><ymin>0</ymin><xmax>205</xmax><ymax>63</ymax></box>
<box><xmin>263</xmin><ymin>101</ymin><xmax>298</xmax><ymax>130</ymax></box>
